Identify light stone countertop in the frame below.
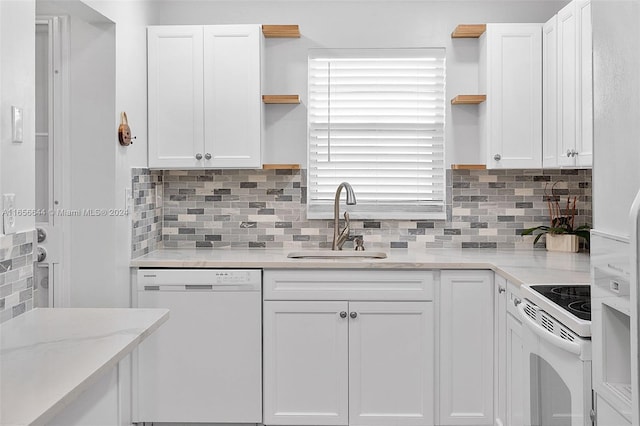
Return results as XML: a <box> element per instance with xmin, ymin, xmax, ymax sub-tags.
<box><xmin>0</xmin><ymin>308</ymin><xmax>169</xmax><ymax>426</ymax></box>
<box><xmin>131</xmin><ymin>248</ymin><xmax>591</xmax><ymax>286</ymax></box>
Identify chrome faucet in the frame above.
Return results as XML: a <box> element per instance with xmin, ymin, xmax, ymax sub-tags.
<box><xmin>332</xmin><ymin>182</ymin><xmax>357</xmax><ymax>250</ymax></box>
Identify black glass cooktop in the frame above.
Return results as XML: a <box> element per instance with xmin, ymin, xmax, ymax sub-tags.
<box><xmin>530</xmin><ymin>285</ymin><xmax>591</xmax><ymax>321</ymax></box>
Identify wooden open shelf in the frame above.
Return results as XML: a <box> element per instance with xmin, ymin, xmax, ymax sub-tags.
<box><xmin>263</xmin><ymin>164</ymin><xmax>301</xmax><ymax>170</ymax></box>
<box><xmin>451</xmin><ymin>95</ymin><xmax>486</xmax><ymax>105</ymax></box>
<box><xmin>262</xmin><ymin>95</ymin><xmax>300</xmax><ymax>104</ymax></box>
<box><xmin>262</xmin><ymin>25</ymin><xmax>300</xmax><ymax>38</ymax></box>
<box><xmin>451</xmin><ymin>164</ymin><xmax>487</xmax><ymax>170</ymax></box>
<box><xmin>451</xmin><ymin>24</ymin><xmax>486</xmax><ymax>38</ymax></box>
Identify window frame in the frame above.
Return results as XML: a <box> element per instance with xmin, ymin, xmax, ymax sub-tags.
<box><xmin>306</xmin><ymin>48</ymin><xmax>447</xmax><ymax>220</ymax></box>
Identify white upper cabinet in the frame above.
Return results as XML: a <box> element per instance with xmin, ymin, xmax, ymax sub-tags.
<box><xmin>480</xmin><ymin>24</ymin><xmax>543</xmax><ymax>169</ymax></box>
<box><xmin>543</xmin><ymin>16</ymin><xmax>559</xmax><ymax>168</ymax></box>
<box><xmin>148</xmin><ymin>25</ymin><xmax>263</xmax><ymax>169</ymax></box>
<box><xmin>544</xmin><ymin>0</ymin><xmax>592</xmax><ymax>167</ymax></box>
<box><xmin>148</xmin><ymin>26</ymin><xmax>204</xmax><ymax>169</ymax></box>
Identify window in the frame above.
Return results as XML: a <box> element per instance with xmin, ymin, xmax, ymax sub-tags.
<box><xmin>307</xmin><ymin>48</ymin><xmax>446</xmax><ymax>220</ymax></box>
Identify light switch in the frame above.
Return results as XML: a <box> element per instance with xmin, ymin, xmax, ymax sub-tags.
<box><xmin>11</xmin><ymin>106</ymin><xmax>23</xmax><ymax>143</ymax></box>
<box><xmin>3</xmin><ymin>193</ymin><xmax>16</xmax><ymax>234</ymax></box>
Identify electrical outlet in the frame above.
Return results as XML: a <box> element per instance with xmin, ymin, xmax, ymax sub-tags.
<box><xmin>155</xmin><ymin>184</ymin><xmax>163</xmax><ymax>208</ymax></box>
<box><xmin>125</xmin><ymin>187</ymin><xmax>133</xmax><ymax>212</ymax></box>
<box><xmin>3</xmin><ymin>193</ymin><xmax>16</xmax><ymax>234</ymax></box>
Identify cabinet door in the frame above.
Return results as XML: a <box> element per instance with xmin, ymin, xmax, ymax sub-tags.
<box><xmin>348</xmin><ymin>301</ymin><xmax>434</xmax><ymax>426</ymax></box>
<box><xmin>263</xmin><ymin>301</ymin><xmax>349</xmax><ymax>426</ymax></box>
<box><xmin>506</xmin><ymin>313</ymin><xmax>524</xmax><ymax>426</ymax></box>
<box><xmin>558</xmin><ymin>2</ymin><xmax>579</xmax><ymax>166</ymax></box>
<box><xmin>439</xmin><ymin>270</ymin><xmax>494</xmax><ymax>425</ymax></box>
<box><xmin>148</xmin><ymin>26</ymin><xmax>204</xmax><ymax>168</ymax></box>
<box><xmin>596</xmin><ymin>393</ymin><xmax>632</xmax><ymax>426</ymax></box>
<box><xmin>483</xmin><ymin>24</ymin><xmax>542</xmax><ymax>169</ymax></box>
<box><xmin>494</xmin><ymin>275</ymin><xmax>507</xmax><ymax>426</ymax></box>
<box><xmin>203</xmin><ymin>25</ymin><xmax>262</xmax><ymax>168</ymax></box>
<box><xmin>542</xmin><ymin>16</ymin><xmax>559</xmax><ymax>168</ymax></box>
<box><xmin>576</xmin><ymin>0</ymin><xmax>593</xmax><ymax>167</ymax></box>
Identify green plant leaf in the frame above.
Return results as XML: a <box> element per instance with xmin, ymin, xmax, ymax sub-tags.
<box><xmin>521</xmin><ymin>226</ymin><xmax>549</xmax><ymax>236</ymax></box>
<box><xmin>533</xmin><ymin>233</ymin><xmax>545</xmax><ymax>245</ymax></box>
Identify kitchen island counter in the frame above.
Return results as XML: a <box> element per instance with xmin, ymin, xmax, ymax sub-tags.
<box><xmin>0</xmin><ymin>308</ymin><xmax>169</xmax><ymax>426</ymax></box>
<box><xmin>131</xmin><ymin>248</ymin><xmax>590</xmax><ymax>286</ymax></box>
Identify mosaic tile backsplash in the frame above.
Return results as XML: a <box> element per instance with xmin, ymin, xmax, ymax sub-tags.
<box><xmin>131</xmin><ymin>168</ymin><xmax>591</xmax><ymax>254</ymax></box>
<box><xmin>131</xmin><ymin>168</ymin><xmax>163</xmax><ymax>259</ymax></box>
<box><xmin>0</xmin><ymin>230</ymin><xmax>35</xmax><ymax>323</ymax></box>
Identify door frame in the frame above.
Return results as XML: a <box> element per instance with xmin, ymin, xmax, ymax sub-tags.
<box><xmin>35</xmin><ymin>15</ymin><xmax>71</xmax><ymax>307</ymax></box>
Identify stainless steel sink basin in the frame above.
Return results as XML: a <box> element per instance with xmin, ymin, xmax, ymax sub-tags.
<box><xmin>287</xmin><ymin>250</ymin><xmax>387</xmax><ymax>259</ymax></box>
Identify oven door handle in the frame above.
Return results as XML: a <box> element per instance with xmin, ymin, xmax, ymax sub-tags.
<box><xmin>517</xmin><ymin>303</ymin><xmax>582</xmax><ymax>356</ymax></box>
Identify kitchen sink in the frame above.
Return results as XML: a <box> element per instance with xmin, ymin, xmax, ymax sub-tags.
<box><xmin>287</xmin><ymin>250</ymin><xmax>387</xmax><ymax>259</ymax></box>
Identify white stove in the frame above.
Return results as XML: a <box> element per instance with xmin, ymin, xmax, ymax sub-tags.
<box><xmin>519</xmin><ymin>283</ymin><xmax>593</xmax><ymax>426</ymax></box>
<box><xmin>521</xmin><ymin>283</ymin><xmax>592</xmax><ymax>338</ymax></box>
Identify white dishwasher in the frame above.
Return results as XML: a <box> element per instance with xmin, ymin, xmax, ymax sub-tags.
<box><xmin>134</xmin><ymin>269</ymin><xmax>262</xmax><ymax>424</ymax></box>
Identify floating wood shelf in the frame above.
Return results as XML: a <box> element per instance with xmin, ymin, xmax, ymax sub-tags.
<box><xmin>451</xmin><ymin>24</ymin><xmax>486</xmax><ymax>38</ymax></box>
<box><xmin>262</xmin><ymin>95</ymin><xmax>300</xmax><ymax>104</ymax></box>
<box><xmin>451</xmin><ymin>95</ymin><xmax>487</xmax><ymax>105</ymax></box>
<box><xmin>451</xmin><ymin>164</ymin><xmax>487</xmax><ymax>170</ymax></box>
<box><xmin>262</xmin><ymin>164</ymin><xmax>301</xmax><ymax>170</ymax></box>
<box><xmin>262</xmin><ymin>25</ymin><xmax>300</xmax><ymax>38</ymax></box>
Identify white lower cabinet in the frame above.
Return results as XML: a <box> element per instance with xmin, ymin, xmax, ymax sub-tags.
<box><xmin>439</xmin><ymin>270</ymin><xmax>494</xmax><ymax>426</ymax></box>
<box><xmin>494</xmin><ymin>275</ymin><xmax>508</xmax><ymax>426</ymax></box>
<box><xmin>263</xmin><ymin>270</ymin><xmax>435</xmax><ymax>426</ymax></box>
<box><xmin>263</xmin><ymin>301</ymin><xmax>349</xmax><ymax>426</ymax></box>
<box><xmin>47</xmin><ymin>362</ymin><xmax>124</xmax><ymax>426</ymax></box>
<box><xmin>494</xmin><ymin>275</ymin><xmax>524</xmax><ymax>426</ymax></box>
<box><xmin>349</xmin><ymin>301</ymin><xmax>434</xmax><ymax>426</ymax></box>
<box><xmin>596</xmin><ymin>393</ymin><xmax>632</xmax><ymax>426</ymax></box>
<box><xmin>505</xmin><ymin>310</ymin><xmax>524</xmax><ymax>426</ymax></box>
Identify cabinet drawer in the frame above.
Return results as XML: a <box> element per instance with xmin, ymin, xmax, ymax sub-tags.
<box><xmin>506</xmin><ymin>280</ymin><xmax>522</xmax><ymax>318</ymax></box>
<box><xmin>263</xmin><ymin>269</ymin><xmax>434</xmax><ymax>301</ymax></box>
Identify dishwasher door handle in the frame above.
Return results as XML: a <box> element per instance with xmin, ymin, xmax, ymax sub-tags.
<box><xmin>185</xmin><ymin>284</ymin><xmax>259</xmax><ymax>291</ymax></box>
<box><xmin>185</xmin><ymin>284</ymin><xmax>214</xmax><ymax>290</ymax></box>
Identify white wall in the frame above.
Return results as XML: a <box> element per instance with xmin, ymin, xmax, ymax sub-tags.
<box><xmin>67</xmin><ymin>13</ymin><xmax>119</xmax><ymax>307</ymax></box>
<box><xmin>1</xmin><ymin>0</ymin><xmax>36</xmax><ymax>233</ymax></box>
<box><xmin>77</xmin><ymin>0</ymin><xmax>155</xmax><ymax>309</ymax></box>
<box><xmin>150</xmin><ymin>0</ymin><xmax>568</xmax><ymax>167</ymax></box>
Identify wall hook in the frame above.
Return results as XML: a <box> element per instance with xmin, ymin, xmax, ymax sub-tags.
<box><xmin>118</xmin><ymin>112</ymin><xmax>133</xmax><ymax>146</ymax></box>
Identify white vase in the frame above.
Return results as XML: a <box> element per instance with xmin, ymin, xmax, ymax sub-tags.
<box><xmin>545</xmin><ymin>234</ymin><xmax>579</xmax><ymax>253</ymax></box>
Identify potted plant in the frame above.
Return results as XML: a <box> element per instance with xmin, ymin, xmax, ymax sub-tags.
<box><xmin>521</xmin><ymin>184</ymin><xmax>590</xmax><ymax>252</ymax></box>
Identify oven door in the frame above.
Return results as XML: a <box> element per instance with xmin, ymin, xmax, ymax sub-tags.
<box><xmin>518</xmin><ymin>301</ymin><xmax>592</xmax><ymax>426</ymax></box>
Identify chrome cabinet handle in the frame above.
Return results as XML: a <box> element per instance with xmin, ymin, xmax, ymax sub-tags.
<box><xmin>36</xmin><ymin>246</ymin><xmax>47</xmax><ymax>262</ymax></box>
<box><xmin>350</xmin><ymin>312</ymin><xmax>358</xmax><ymax>319</ymax></box>
<box><xmin>37</xmin><ymin>227</ymin><xmax>47</xmax><ymax>243</ymax></box>
<box><xmin>195</xmin><ymin>153</ymin><xmax>203</xmax><ymax>160</ymax></box>
<box><xmin>567</xmin><ymin>149</ymin><xmax>573</xmax><ymax>157</ymax></box>
<box><xmin>494</xmin><ymin>154</ymin><xmax>501</xmax><ymax>161</ymax></box>
<box><xmin>340</xmin><ymin>311</ymin><xmax>347</xmax><ymax>319</ymax></box>
<box><xmin>498</xmin><ymin>287</ymin><xmax>506</xmax><ymax>294</ymax></box>
<box><xmin>205</xmin><ymin>153</ymin><xmax>212</xmax><ymax>160</ymax></box>
<box><xmin>513</xmin><ymin>298</ymin><xmax>521</xmax><ymax>307</ymax></box>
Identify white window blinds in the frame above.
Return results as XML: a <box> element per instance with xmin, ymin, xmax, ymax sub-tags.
<box><xmin>307</xmin><ymin>48</ymin><xmax>446</xmax><ymax>220</ymax></box>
